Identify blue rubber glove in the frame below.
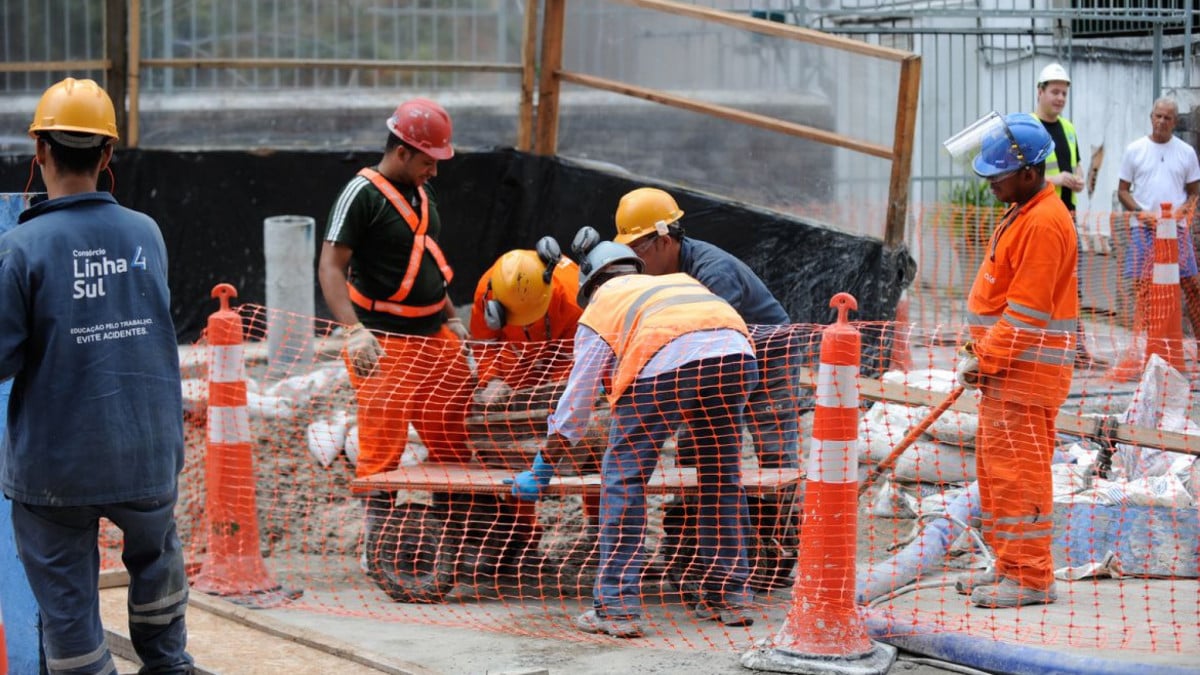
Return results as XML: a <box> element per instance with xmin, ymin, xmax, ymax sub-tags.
<box><xmin>504</xmin><ymin>452</ymin><xmax>555</xmax><ymax>501</ymax></box>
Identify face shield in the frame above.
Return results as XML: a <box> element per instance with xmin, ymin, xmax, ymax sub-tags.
<box><xmin>942</xmin><ymin>112</ymin><xmax>1007</xmax><ymax>168</ymax></box>
<box><xmin>944</xmin><ymin>112</ymin><xmax>1035</xmax><ymax>178</ymax></box>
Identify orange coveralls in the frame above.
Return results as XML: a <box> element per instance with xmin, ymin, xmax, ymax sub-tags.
<box><xmin>468</xmin><ymin>257</ymin><xmax>582</xmax><ymax>391</ymax></box>
<box><xmin>966</xmin><ymin>183</ymin><xmax>1078</xmax><ymax>591</ymax></box>
<box><xmin>347</xmin><ymin>325</ymin><xmax>474</xmax><ymax>477</ymax></box>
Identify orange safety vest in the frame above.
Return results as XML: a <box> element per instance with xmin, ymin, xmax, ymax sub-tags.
<box><xmin>346</xmin><ymin>168</ymin><xmax>455</xmax><ymax>318</ymax></box>
<box><xmin>967</xmin><ymin>183</ymin><xmax>1078</xmax><ymax>407</ymax></box>
<box><xmin>579</xmin><ymin>273</ymin><xmax>749</xmax><ymax>404</ymax></box>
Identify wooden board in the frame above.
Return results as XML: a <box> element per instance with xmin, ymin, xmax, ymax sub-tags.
<box><xmin>353</xmin><ymin>462</ymin><xmax>803</xmax><ymax>497</ymax></box>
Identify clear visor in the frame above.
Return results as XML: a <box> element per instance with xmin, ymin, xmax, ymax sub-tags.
<box><xmin>942</xmin><ymin>112</ymin><xmax>1005</xmax><ymax>167</ymax></box>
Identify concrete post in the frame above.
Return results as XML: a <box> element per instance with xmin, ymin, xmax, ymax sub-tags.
<box><xmin>263</xmin><ymin>215</ymin><xmax>315</xmax><ymax>378</ymax></box>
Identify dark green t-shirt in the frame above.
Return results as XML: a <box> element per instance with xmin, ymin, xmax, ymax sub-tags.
<box><xmin>325</xmin><ymin>169</ymin><xmax>449</xmax><ymax>335</ymax></box>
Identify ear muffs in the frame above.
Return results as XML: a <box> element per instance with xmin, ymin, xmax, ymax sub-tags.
<box><xmin>571</xmin><ymin>226</ymin><xmax>601</xmax><ymax>259</ymax></box>
<box><xmin>483</xmin><ymin>281</ymin><xmax>506</xmax><ymax>331</ymax></box>
<box><xmin>535</xmin><ymin>236</ymin><xmax>562</xmax><ymax>284</ymax></box>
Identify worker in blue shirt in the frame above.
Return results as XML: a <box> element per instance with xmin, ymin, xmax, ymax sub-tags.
<box><xmin>610</xmin><ymin>187</ymin><xmax>799</xmax><ymax>471</ymax></box>
<box><xmin>0</xmin><ymin>78</ymin><xmax>192</xmax><ymax>674</ymax></box>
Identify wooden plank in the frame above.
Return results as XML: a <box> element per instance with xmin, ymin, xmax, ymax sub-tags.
<box><xmin>104</xmin><ymin>0</ymin><xmax>128</xmax><ymax>147</ymax></box>
<box><xmin>557</xmin><ymin>70</ymin><xmax>894</xmax><ymax>160</ymax></box>
<box><xmin>884</xmin><ymin>55</ymin><xmax>922</xmax><ymax>249</ymax></box>
<box><xmin>127</xmin><ymin>0</ymin><xmax>142</xmax><ymax>148</ymax></box>
<box><xmin>613</xmin><ymin>0</ymin><xmax>913</xmax><ymax>62</ymax></box>
<box><xmin>799</xmin><ymin>367</ymin><xmax>1200</xmax><ymax>457</ymax></box>
<box><xmin>353</xmin><ymin>463</ymin><xmax>803</xmax><ymax>497</ymax></box>
<box><xmin>534</xmin><ymin>0</ymin><xmax>567</xmax><ymax>155</ymax></box>
<box><xmin>516</xmin><ymin>0</ymin><xmax>539</xmax><ymax>151</ymax></box>
<box><xmin>0</xmin><ymin>59</ymin><xmax>109</xmax><ymax>73</ymax></box>
<box><xmin>136</xmin><ymin>58</ymin><xmax>521</xmax><ymax>74</ymax></box>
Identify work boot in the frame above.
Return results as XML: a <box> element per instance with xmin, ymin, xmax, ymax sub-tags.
<box><xmin>574</xmin><ymin>609</ymin><xmax>644</xmax><ymax>638</ymax></box>
<box><xmin>970</xmin><ymin>577</ymin><xmax>1057</xmax><ymax>608</ymax></box>
<box><xmin>691</xmin><ymin>599</ymin><xmax>755</xmax><ymax>627</ymax></box>
<box><xmin>954</xmin><ymin>567</ymin><xmax>997</xmax><ymax>595</ymax></box>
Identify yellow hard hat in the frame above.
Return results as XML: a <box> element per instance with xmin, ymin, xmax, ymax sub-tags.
<box><xmin>28</xmin><ymin>77</ymin><xmax>119</xmax><ymax>142</ymax></box>
<box><xmin>614</xmin><ymin>187</ymin><xmax>683</xmax><ymax>245</ymax></box>
<box><xmin>490</xmin><ymin>250</ymin><xmax>553</xmax><ymax>327</ymax></box>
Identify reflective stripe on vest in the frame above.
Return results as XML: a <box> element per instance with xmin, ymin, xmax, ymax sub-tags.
<box><xmin>346</xmin><ymin>167</ymin><xmax>453</xmax><ymax>318</ymax></box>
<box><xmin>580</xmin><ymin>274</ymin><xmax>748</xmax><ymax>403</ymax></box>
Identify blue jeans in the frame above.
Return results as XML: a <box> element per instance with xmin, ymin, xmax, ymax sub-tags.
<box><xmin>11</xmin><ymin>494</ymin><xmax>193</xmax><ymax>675</ymax></box>
<box><xmin>678</xmin><ymin>325</ymin><xmax>802</xmax><ymax>469</ymax></box>
<box><xmin>593</xmin><ymin>353</ymin><xmax>759</xmax><ymax>619</ymax></box>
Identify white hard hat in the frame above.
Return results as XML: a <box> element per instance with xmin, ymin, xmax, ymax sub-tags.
<box><xmin>1038</xmin><ymin>63</ymin><xmax>1070</xmax><ymax>86</ymax></box>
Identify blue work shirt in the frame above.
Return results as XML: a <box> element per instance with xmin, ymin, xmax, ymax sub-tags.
<box><xmin>679</xmin><ymin>238</ymin><xmax>789</xmax><ymax>325</ymax></box>
<box><xmin>0</xmin><ymin>192</ymin><xmax>184</xmax><ymax>506</ymax></box>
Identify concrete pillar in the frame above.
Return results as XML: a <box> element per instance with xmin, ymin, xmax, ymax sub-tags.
<box><xmin>263</xmin><ymin>215</ymin><xmax>315</xmax><ymax>379</ymax></box>
<box><xmin>0</xmin><ymin>193</ymin><xmax>42</xmax><ymax>672</ymax></box>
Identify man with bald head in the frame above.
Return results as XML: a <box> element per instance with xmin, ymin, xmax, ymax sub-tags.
<box><xmin>1118</xmin><ymin>97</ymin><xmax>1200</xmax><ymax>341</ymax></box>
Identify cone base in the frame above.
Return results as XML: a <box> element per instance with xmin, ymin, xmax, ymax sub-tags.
<box><xmin>191</xmin><ymin>580</ymin><xmax>303</xmax><ymax>609</ymax></box>
<box><xmin>741</xmin><ymin>639</ymin><xmax>897</xmax><ymax>675</ymax></box>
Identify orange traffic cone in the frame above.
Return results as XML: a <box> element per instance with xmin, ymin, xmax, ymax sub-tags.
<box><xmin>742</xmin><ymin>293</ymin><xmax>896</xmax><ymax>674</ymax></box>
<box><xmin>191</xmin><ymin>284</ymin><xmax>300</xmax><ymax>608</ymax></box>
<box><xmin>1108</xmin><ymin>203</ymin><xmax>1186</xmax><ymax>381</ymax></box>
<box><xmin>887</xmin><ymin>291</ymin><xmax>914</xmax><ymax>372</ymax></box>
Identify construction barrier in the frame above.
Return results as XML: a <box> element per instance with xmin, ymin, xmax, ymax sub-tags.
<box><xmin>743</xmin><ymin>293</ymin><xmax>896</xmax><ymax>674</ymax></box>
<box><xmin>1109</xmin><ymin>202</ymin><xmax>1187</xmax><ymax>380</ymax></box>
<box><xmin>93</xmin><ymin>291</ymin><xmax>1197</xmax><ymax>672</ymax></box>
<box><xmin>887</xmin><ymin>291</ymin><xmax>913</xmax><ymax>372</ymax></box>
<box><xmin>190</xmin><ymin>283</ymin><xmax>299</xmax><ymax>608</ymax></box>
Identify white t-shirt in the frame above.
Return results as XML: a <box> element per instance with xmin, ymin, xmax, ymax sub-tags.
<box><xmin>1118</xmin><ymin>134</ymin><xmax>1200</xmax><ymax>213</ymax></box>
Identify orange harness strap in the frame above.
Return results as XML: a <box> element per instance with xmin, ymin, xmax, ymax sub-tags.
<box><xmin>347</xmin><ymin>168</ymin><xmax>454</xmax><ymax>318</ymax></box>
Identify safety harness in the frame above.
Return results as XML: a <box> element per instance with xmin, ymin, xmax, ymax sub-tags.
<box><xmin>347</xmin><ymin>167</ymin><xmax>454</xmax><ymax>318</ymax></box>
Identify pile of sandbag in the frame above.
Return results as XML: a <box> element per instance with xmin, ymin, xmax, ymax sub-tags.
<box><xmin>856</xmin><ymin>369</ymin><xmax>980</xmax><ymax>517</ymax></box>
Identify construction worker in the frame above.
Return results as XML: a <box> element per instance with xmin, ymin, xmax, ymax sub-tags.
<box><xmin>508</xmin><ymin>241</ymin><xmax>760</xmax><ymax>637</ymax></box>
<box><xmin>0</xmin><ymin>78</ymin><xmax>192</xmax><ymax>673</ymax></box>
<box><xmin>468</xmin><ymin>236</ymin><xmax>582</xmax><ymax>402</ymax></box>
<box><xmin>610</xmin><ymin>187</ymin><xmax>798</xmax><ymax>471</ymax></box>
<box><xmin>1117</xmin><ymin>97</ymin><xmax>1200</xmax><ymax>340</ymax></box>
<box><xmin>953</xmin><ymin>112</ymin><xmax>1077</xmax><ymax>608</ymax></box>
<box><xmin>1034</xmin><ymin>62</ymin><xmax>1105</xmax><ymax>369</ymax></box>
<box><xmin>318</xmin><ymin>98</ymin><xmax>475</xmax><ymax>575</ymax></box>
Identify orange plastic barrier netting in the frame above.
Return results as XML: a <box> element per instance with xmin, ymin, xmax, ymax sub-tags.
<box><xmin>91</xmin><ymin>299</ymin><xmax>1200</xmax><ymax>662</ymax></box>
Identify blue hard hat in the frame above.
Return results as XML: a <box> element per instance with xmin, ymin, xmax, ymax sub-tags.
<box><xmin>577</xmin><ymin>240</ymin><xmax>644</xmax><ymax>307</ymax></box>
<box><xmin>972</xmin><ymin>113</ymin><xmax>1054</xmax><ymax>178</ymax></box>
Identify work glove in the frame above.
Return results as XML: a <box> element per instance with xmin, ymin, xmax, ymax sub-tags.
<box><xmin>955</xmin><ymin>344</ymin><xmax>980</xmax><ymax>390</ymax></box>
<box><xmin>445</xmin><ymin>317</ymin><xmax>470</xmax><ymax>341</ymax></box>
<box><xmin>503</xmin><ymin>451</ymin><xmax>555</xmax><ymax>501</ymax></box>
<box><xmin>346</xmin><ymin>323</ymin><xmax>384</xmax><ymax>378</ymax></box>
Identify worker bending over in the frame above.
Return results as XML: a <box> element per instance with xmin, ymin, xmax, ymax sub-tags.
<box><xmin>509</xmin><ymin>239</ymin><xmax>759</xmax><ymax>637</ymax></box>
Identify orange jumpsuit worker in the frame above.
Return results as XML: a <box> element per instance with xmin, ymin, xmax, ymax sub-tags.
<box><xmin>469</xmin><ymin>236</ymin><xmax>583</xmax><ymax>395</ymax></box>
<box><xmin>953</xmin><ymin>112</ymin><xmax>1077</xmax><ymax>608</ymax></box>
<box><xmin>318</xmin><ymin>98</ymin><xmax>475</xmax><ymax>568</ymax></box>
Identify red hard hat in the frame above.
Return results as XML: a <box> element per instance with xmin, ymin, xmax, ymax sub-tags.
<box><xmin>386</xmin><ymin>98</ymin><xmax>454</xmax><ymax>160</ymax></box>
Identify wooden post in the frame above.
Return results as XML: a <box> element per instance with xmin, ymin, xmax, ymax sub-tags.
<box><xmin>534</xmin><ymin>0</ymin><xmax>566</xmax><ymax>156</ymax></box>
<box><xmin>516</xmin><ymin>0</ymin><xmax>539</xmax><ymax>151</ymax></box>
<box><xmin>127</xmin><ymin>0</ymin><xmax>142</xmax><ymax>147</ymax></box>
<box><xmin>884</xmin><ymin>55</ymin><xmax>922</xmax><ymax>250</ymax></box>
<box><xmin>104</xmin><ymin>0</ymin><xmax>129</xmax><ymax>147</ymax></box>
